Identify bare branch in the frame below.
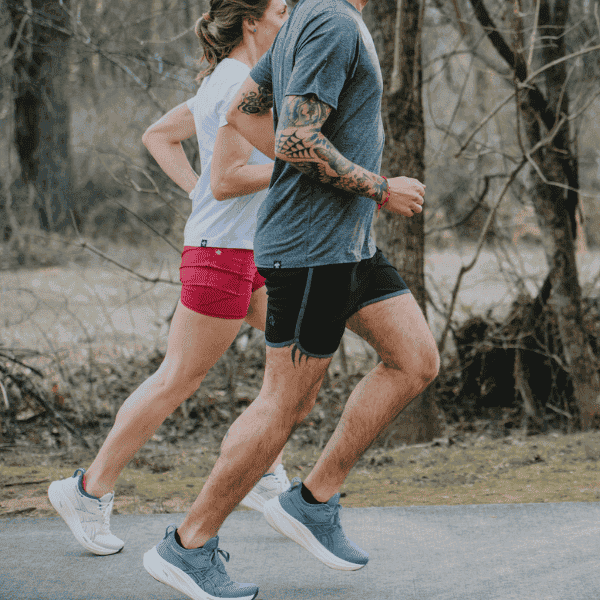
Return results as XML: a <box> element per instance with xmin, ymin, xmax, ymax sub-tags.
<box><xmin>456</xmin><ymin>42</ymin><xmax>600</xmax><ymax>157</ymax></box>
<box><xmin>112</xmin><ymin>199</ymin><xmax>180</xmax><ymax>253</ymax></box>
<box><xmin>455</xmin><ymin>91</ymin><xmax>515</xmax><ymax>156</ymax></box>
<box><xmin>437</xmin><ymin>158</ymin><xmax>527</xmax><ymax>355</ymax></box>
<box><xmin>0</xmin><ymin>13</ymin><xmax>29</xmax><ymax>69</ymax></box>
<box><xmin>76</xmin><ymin>239</ymin><xmax>179</xmax><ymax>286</ymax></box>
<box><xmin>0</xmin><ymin>380</ymin><xmax>9</xmax><ymax>410</ymax></box>
<box><xmin>97</xmin><ymin>153</ymin><xmax>188</xmax><ymax>223</ymax></box>
<box><xmin>469</xmin><ymin>0</ymin><xmax>526</xmax><ymax>79</ymax></box>
<box><xmin>426</xmin><ymin>175</ymin><xmax>490</xmax><ymax>235</ymax></box>
<box><xmin>527</xmin><ymin>0</ymin><xmax>541</xmax><ymax>69</ymax></box>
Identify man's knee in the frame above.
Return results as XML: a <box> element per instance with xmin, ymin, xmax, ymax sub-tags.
<box><xmin>387</xmin><ymin>340</ymin><xmax>440</xmax><ymax>391</ymax></box>
<box><xmin>420</xmin><ymin>343</ymin><xmax>440</xmax><ymax>388</ymax></box>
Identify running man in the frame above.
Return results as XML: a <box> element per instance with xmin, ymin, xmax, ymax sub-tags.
<box><xmin>142</xmin><ymin>0</ymin><xmax>439</xmax><ymax>598</ymax></box>
<box><xmin>48</xmin><ymin>0</ymin><xmax>290</xmax><ymax>567</ymax></box>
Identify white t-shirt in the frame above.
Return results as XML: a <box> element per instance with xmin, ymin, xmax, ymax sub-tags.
<box><xmin>184</xmin><ymin>58</ymin><xmax>272</xmax><ymax>249</ymax></box>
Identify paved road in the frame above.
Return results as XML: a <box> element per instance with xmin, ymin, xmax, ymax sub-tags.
<box><xmin>1</xmin><ymin>502</ymin><xmax>599</xmax><ymax>600</ymax></box>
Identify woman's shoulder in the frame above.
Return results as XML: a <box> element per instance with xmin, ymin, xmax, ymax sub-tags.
<box><xmin>210</xmin><ymin>59</ymin><xmax>251</xmax><ymax>88</ymax></box>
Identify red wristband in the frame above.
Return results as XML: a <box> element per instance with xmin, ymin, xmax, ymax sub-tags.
<box><xmin>378</xmin><ymin>176</ymin><xmax>390</xmax><ymax>211</ymax></box>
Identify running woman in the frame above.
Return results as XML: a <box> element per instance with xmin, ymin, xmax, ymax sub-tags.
<box><xmin>48</xmin><ymin>0</ymin><xmax>290</xmax><ymax>564</ymax></box>
<box><xmin>142</xmin><ymin>0</ymin><xmax>439</xmax><ymax>597</ymax></box>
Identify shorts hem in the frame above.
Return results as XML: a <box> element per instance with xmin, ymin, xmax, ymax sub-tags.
<box><xmin>354</xmin><ymin>289</ymin><xmax>412</xmax><ymax>313</ymax></box>
<box><xmin>180</xmin><ymin>297</ymin><xmax>246</xmax><ymax>320</ymax></box>
<box><xmin>264</xmin><ymin>338</ymin><xmax>336</xmax><ymax>359</ymax></box>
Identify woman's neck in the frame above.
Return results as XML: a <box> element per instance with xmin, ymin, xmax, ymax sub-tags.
<box><xmin>228</xmin><ymin>41</ymin><xmax>261</xmax><ymax>69</ymax></box>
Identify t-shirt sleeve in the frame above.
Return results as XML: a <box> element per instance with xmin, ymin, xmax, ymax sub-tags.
<box><xmin>286</xmin><ymin>13</ymin><xmax>359</xmax><ymax>109</ymax></box>
<box><xmin>249</xmin><ymin>47</ymin><xmax>273</xmax><ymax>92</ymax></box>
<box><xmin>217</xmin><ymin>78</ymin><xmax>246</xmax><ymax>128</ymax></box>
<box><xmin>186</xmin><ymin>92</ymin><xmax>198</xmax><ymax>113</ymax></box>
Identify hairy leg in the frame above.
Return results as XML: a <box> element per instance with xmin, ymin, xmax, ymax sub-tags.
<box><xmin>178</xmin><ymin>346</ymin><xmax>331</xmax><ymax>549</ymax></box>
<box><xmin>303</xmin><ymin>293</ymin><xmax>440</xmax><ymax>501</ymax></box>
<box><xmin>243</xmin><ymin>285</ymin><xmax>284</xmax><ymax>473</ymax></box>
<box><xmin>84</xmin><ymin>301</ymin><xmax>244</xmax><ymax>497</ymax></box>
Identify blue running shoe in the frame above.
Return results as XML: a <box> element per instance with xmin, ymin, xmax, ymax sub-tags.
<box><xmin>263</xmin><ymin>478</ymin><xmax>368</xmax><ymax>571</ymax></box>
<box><xmin>143</xmin><ymin>526</ymin><xmax>258</xmax><ymax>600</ymax></box>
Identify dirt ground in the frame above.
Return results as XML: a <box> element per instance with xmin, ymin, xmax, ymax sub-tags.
<box><xmin>2</xmin><ymin>429</ymin><xmax>600</xmax><ymax>519</ymax></box>
<box><xmin>2</xmin><ymin>245</ymin><xmax>600</xmax><ymax>518</ymax></box>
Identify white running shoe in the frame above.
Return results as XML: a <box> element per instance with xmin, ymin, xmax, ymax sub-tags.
<box><xmin>240</xmin><ymin>464</ymin><xmax>291</xmax><ymax>513</ymax></box>
<box><xmin>48</xmin><ymin>468</ymin><xmax>124</xmax><ymax>556</ymax></box>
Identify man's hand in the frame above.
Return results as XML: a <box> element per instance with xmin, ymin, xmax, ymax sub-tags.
<box><xmin>383</xmin><ymin>176</ymin><xmax>426</xmax><ymax>217</ymax></box>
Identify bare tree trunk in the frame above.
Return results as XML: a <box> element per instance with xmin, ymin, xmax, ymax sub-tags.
<box><xmin>367</xmin><ymin>0</ymin><xmax>442</xmax><ymax>446</ymax></box>
<box><xmin>471</xmin><ymin>0</ymin><xmax>600</xmax><ymax>428</ymax></box>
<box><xmin>0</xmin><ymin>0</ymin><xmax>26</xmax><ymax>255</ymax></box>
<box><xmin>12</xmin><ymin>0</ymin><xmax>73</xmax><ymax>232</ymax></box>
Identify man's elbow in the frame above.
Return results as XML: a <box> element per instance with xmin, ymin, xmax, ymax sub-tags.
<box><xmin>274</xmin><ymin>134</ymin><xmax>286</xmax><ymax>162</ymax></box>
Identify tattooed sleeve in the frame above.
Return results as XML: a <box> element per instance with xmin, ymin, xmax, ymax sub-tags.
<box><xmin>275</xmin><ymin>95</ymin><xmax>387</xmax><ymax>203</ymax></box>
<box><xmin>237</xmin><ymin>83</ymin><xmax>273</xmax><ymax>116</ymax></box>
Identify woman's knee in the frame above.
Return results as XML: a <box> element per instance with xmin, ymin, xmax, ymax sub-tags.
<box><xmin>154</xmin><ymin>358</ymin><xmax>207</xmax><ymax>399</ymax></box>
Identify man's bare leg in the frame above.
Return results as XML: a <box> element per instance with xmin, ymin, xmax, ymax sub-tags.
<box><xmin>225</xmin><ymin>286</ymin><xmax>284</xmax><ymax>474</ymax></box>
<box><xmin>303</xmin><ymin>293</ymin><xmax>439</xmax><ymax>501</ymax></box>
<box><xmin>177</xmin><ymin>346</ymin><xmax>331</xmax><ymax>549</ymax></box>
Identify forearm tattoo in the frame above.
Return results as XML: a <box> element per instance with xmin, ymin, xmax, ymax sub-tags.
<box><xmin>276</xmin><ymin>95</ymin><xmax>387</xmax><ymax>202</ymax></box>
<box><xmin>237</xmin><ymin>84</ymin><xmax>273</xmax><ymax>115</ymax></box>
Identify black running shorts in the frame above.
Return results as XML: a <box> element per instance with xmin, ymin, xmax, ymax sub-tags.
<box><xmin>258</xmin><ymin>249</ymin><xmax>411</xmax><ymax>359</ymax></box>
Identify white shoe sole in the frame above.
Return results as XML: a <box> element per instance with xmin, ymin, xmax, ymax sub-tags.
<box><xmin>262</xmin><ymin>497</ymin><xmax>366</xmax><ymax>571</ymax></box>
<box><xmin>239</xmin><ymin>490</ymin><xmax>267</xmax><ymax>513</ymax></box>
<box><xmin>143</xmin><ymin>547</ymin><xmax>257</xmax><ymax>600</ymax></box>
<box><xmin>48</xmin><ymin>481</ymin><xmax>123</xmax><ymax>556</ymax></box>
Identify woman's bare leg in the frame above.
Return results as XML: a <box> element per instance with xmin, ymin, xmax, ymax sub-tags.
<box><xmin>84</xmin><ymin>301</ymin><xmax>244</xmax><ymax>498</ymax></box>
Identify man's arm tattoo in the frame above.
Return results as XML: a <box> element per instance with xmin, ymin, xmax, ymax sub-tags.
<box><xmin>276</xmin><ymin>95</ymin><xmax>387</xmax><ymax>202</ymax></box>
<box><xmin>237</xmin><ymin>84</ymin><xmax>273</xmax><ymax>115</ymax></box>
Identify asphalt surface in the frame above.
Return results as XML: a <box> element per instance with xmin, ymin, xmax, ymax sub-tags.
<box><xmin>1</xmin><ymin>502</ymin><xmax>599</xmax><ymax>600</ymax></box>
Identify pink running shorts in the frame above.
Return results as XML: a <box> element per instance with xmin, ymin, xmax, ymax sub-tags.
<box><xmin>179</xmin><ymin>246</ymin><xmax>265</xmax><ymax>319</ymax></box>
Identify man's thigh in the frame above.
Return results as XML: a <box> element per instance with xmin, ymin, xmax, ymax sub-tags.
<box><xmin>262</xmin><ymin>345</ymin><xmax>332</xmax><ymax>403</ymax></box>
<box><xmin>346</xmin><ymin>292</ymin><xmax>437</xmax><ymax>370</ymax></box>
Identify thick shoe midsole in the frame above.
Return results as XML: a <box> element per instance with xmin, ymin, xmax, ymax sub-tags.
<box><xmin>263</xmin><ymin>498</ymin><xmax>365</xmax><ymax>571</ymax></box>
<box><xmin>48</xmin><ymin>482</ymin><xmax>121</xmax><ymax>556</ymax></box>
<box><xmin>143</xmin><ymin>547</ymin><xmax>257</xmax><ymax>600</ymax></box>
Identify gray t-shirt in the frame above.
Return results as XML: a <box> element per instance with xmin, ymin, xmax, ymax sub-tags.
<box><xmin>250</xmin><ymin>0</ymin><xmax>384</xmax><ymax>268</ymax></box>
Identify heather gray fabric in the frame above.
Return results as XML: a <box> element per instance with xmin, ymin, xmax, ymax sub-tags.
<box><xmin>250</xmin><ymin>0</ymin><xmax>383</xmax><ymax>269</ymax></box>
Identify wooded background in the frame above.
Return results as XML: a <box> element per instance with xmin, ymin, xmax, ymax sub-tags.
<box><xmin>1</xmin><ymin>0</ymin><xmax>600</xmax><ymax>450</ymax></box>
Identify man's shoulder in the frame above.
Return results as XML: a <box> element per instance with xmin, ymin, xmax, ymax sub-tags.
<box><xmin>290</xmin><ymin>0</ymin><xmax>360</xmax><ymax>31</ymax></box>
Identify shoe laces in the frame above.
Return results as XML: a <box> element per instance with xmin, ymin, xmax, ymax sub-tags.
<box><xmin>325</xmin><ymin>503</ymin><xmax>342</xmax><ymax>529</ymax></box>
<box><xmin>273</xmin><ymin>465</ymin><xmax>290</xmax><ymax>488</ymax></box>
<box><xmin>210</xmin><ymin>546</ymin><xmax>231</xmax><ymax>575</ymax></box>
<box><xmin>97</xmin><ymin>496</ymin><xmax>113</xmax><ymax>533</ymax></box>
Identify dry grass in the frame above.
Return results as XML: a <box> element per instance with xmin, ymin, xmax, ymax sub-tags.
<box><xmin>2</xmin><ymin>430</ymin><xmax>600</xmax><ymax>518</ymax></box>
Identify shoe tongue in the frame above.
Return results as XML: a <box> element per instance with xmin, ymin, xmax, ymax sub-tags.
<box><xmin>99</xmin><ymin>492</ymin><xmax>113</xmax><ymax>502</ymax></box>
<box><xmin>327</xmin><ymin>493</ymin><xmax>341</xmax><ymax>506</ymax></box>
<box><xmin>203</xmin><ymin>536</ymin><xmax>219</xmax><ymax>552</ymax></box>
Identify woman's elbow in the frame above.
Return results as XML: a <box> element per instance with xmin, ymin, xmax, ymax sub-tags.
<box><xmin>141</xmin><ymin>127</ymin><xmax>154</xmax><ymax>148</ymax></box>
<box><xmin>210</xmin><ymin>180</ymin><xmax>228</xmax><ymax>201</ymax></box>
